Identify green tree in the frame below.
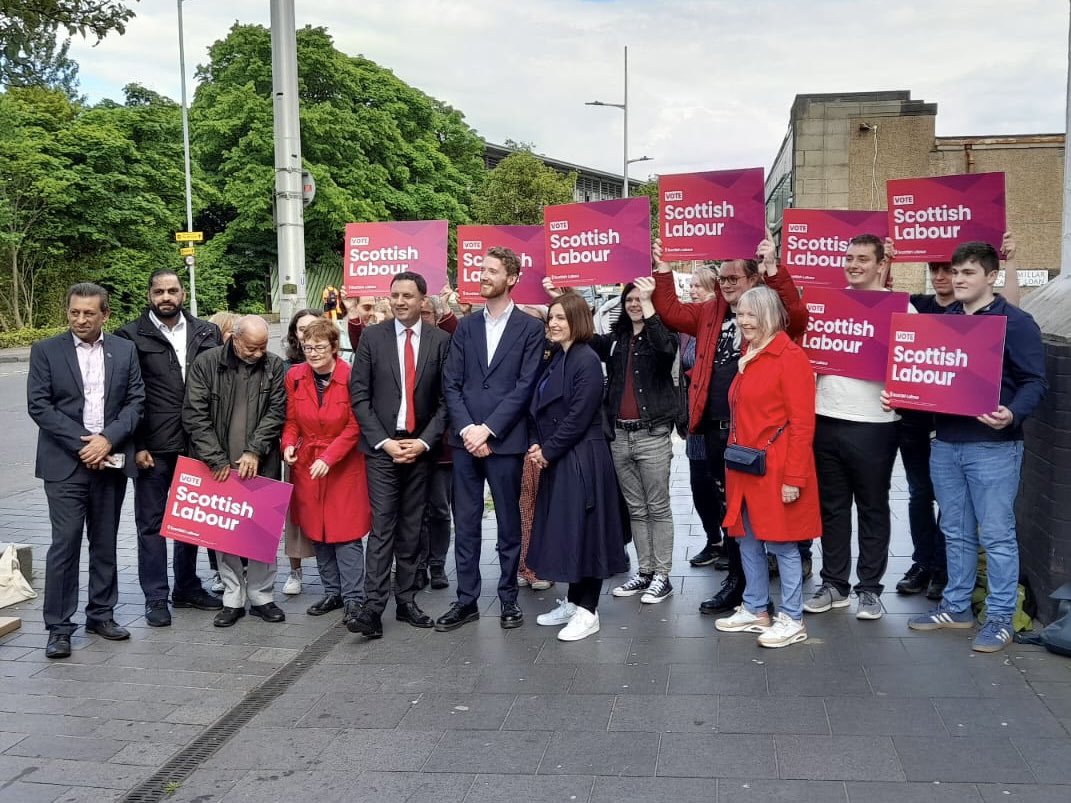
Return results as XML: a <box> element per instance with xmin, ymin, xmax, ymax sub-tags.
<box><xmin>190</xmin><ymin>23</ymin><xmax>486</xmax><ymax>311</ymax></box>
<box><xmin>472</xmin><ymin>151</ymin><xmax>576</xmax><ymax>225</ymax></box>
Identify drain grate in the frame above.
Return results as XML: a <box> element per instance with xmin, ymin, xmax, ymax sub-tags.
<box><xmin>120</xmin><ymin>620</ymin><xmax>348</xmax><ymax>803</ymax></box>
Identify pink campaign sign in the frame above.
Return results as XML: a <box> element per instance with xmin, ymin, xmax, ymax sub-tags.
<box><xmin>800</xmin><ymin>288</ymin><xmax>910</xmax><ymax>381</ymax></box>
<box><xmin>544</xmin><ymin>197</ymin><xmax>651</xmax><ymax>286</ymax></box>
<box><xmin>658</xmin><ymin>168</ymin><xmax>765</xmax><ymax>261</ymax></box>
<box><xmin>781</xmin><ymin>209</ymin><xmax>888</xmax><ymax>288</ymax></box>
<box><xmin>887</xmin><ymin>172</ymin><xmax>1006</xmax><ymax>262</ymax></box>
<box><xmin>885</xmin><ymin>312</ymin><xmax>1007</xmax><ymax>417</ymax></box>
<box><xmin>161</xmin><ymin>457</ymin><xmax>293</xmax><ymax>564</ymax></box>
<box><xmin>344</xmin><ymin>220</ymin><xmax>448</xmax><ymax>295</ymax></box>
<box><xmin>456</xmin><ymin>225</ymin><xmax>547</xmax><ymax>305</ymax></box>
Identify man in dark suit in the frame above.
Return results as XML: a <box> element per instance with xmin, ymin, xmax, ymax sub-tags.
<box><xmin>27</xmin><ymin>282</ymin><xmax>145</xmax><ymax>659</ymax></box>
<box><xmin>116</xmin><ymin>269</ymin><xmax>223</xmax><ymax>627</ymax></box>
<box><xmin>435</xmin><ymin>247</ymin><xmax>545</xmax><ymax>632</ymax></box>
<box><xmin>349</xmin><ymin>271</ymin><xmax>451</xmax><ymax>638</ymax></box>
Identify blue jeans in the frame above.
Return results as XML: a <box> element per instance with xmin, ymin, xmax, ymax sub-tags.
<box><xmin>930</xmin><ymin>440</ymin><xmax>1023</xmax><ymax>618</ymax></box>
<box><xmin>738</xmin><ymin>504</ymin><xmax>804</xmax><ymax>620</ymax></box>
<box><xmin>313</xmin><ymin>539</ymin><xmax>366</xmax><ymax>604</ymax></box>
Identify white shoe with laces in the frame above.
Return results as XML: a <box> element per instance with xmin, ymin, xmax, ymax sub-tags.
<box><xmin>757</xmin><ymin>612</ymin><xmax>808</xmax><ymax>648</ymax></box>
<box><xmin>283</xmin><ymin>569</ymin><xmax>302</xmax><ymax>596</ymax></box>
<box><xmin>558</xmin><ymin>607</ymin><xmax>600</xmax><ymax>641</ymax></box>
<box><xmin>537</xmin><ymin>598</ymin><xmax>577</xmax><ymax>626</ymax></box>
<box><xmin>210</xmin><ymin>572</ymin><xmax>224</xmax><ymax>593</ymax></box>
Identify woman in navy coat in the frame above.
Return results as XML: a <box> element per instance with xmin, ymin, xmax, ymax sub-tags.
<box><xmin>526</xmin><ymin>292</ymin><xmax>628</xmax><ymax>641</ymax></box>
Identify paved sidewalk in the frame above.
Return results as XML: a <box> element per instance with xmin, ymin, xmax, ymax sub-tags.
<box><xmin>1</xmin><ymin>445</ymin><xmax>1070</xmax><ymax>802</ymax></box>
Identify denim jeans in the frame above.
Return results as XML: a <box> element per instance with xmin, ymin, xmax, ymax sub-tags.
<box><xmin>738</xmin><ymin>504</ymin><xmax>804</xmax><ymax>620</ymax></box>
<box><xmin>312</xmin><ymin>539</ymin><xmax>366</xmax><ymax>604</ymax></box>
<box><xmin>611</xmin><ymin>424</ymin><xmax>675</xmax><ymax>575</ymax></box>
<box><xmin>930</xmin><ymin>440</ymin><xmax>1023</xmax><ymax>618</ymax></box>
<box><xmin>898</xmin><ymin>416</ymin><xmax>944</xmax><ymax>572</ymax></box>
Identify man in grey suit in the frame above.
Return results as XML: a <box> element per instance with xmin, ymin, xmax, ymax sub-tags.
<box><xmin>349</xmin><ymin>271</ymin><xmax>451</xmax><ymax>639</ymax></box>
<box><xmin>27</xmin><ymin>282</ymin><xmax>145</xmax><ymax>659</ymax></box>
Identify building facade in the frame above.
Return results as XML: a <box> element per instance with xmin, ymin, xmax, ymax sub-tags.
<box><xmin>484</xmin><ymin>142</ymin><xmax>645</xmax><ymax>203</ymax></box>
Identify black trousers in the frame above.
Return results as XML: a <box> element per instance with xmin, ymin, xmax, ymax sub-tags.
<box><xmin>364</xmin><ymin>449</ymin><xmax>432</xmax><ymax>614</ymax></box>
<box><xmin>567</xmin><ymin>576</ymin><xmax>603</xmax><ymax>613</ymax></box>
<box><xmin>419</xmin><ymin>463</ymin><xmax>453</xmax><ymax>571</ymax></box>
<box><xmin>43</xmin><ymin>465</ymin><xmax>127</xmax><ymax>634</ymax></box>
<box><xmin>898</xmin><ymin>416</ymin><xmax>945</xmax><ymax>572</ymax></box>
<box><xmin>814</xmin><ymin>416</ymin><xmax>899</xmax><ymax>596</ymax></box>
<box><xmin>688</xmin><ymin>457</ymin><xmax>724</xmax><ymax>547</ymax></box>
<box><xmin>134</xmin><ymin>452</ymin><xmax>202</xmax><ymax>602</ymax></box>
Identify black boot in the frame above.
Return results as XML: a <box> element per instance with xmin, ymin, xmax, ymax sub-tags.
<box><xmin>699</xmin><ymin>573</ymin><xmax>744</xmax><ymax>615</ymax></box>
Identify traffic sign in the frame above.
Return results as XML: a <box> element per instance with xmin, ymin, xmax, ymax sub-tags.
<box><xmin>184</xmin><ymin>255</ymin><xmax>195</xmax><ymax>266</ymax></box>
<box><xmin>179</xmin><ymin>246</ymin><xmax>196</xmax><ymax>256</ymax></box>
<box><xmin>175</xmin><ymin>231</ymin><xmax>204</xmax><ymax>243</ymax></box>
<box><xmin>302</xmin><ymin>169</ymin><xmax>316</xmax><ymax>208</ymax></box>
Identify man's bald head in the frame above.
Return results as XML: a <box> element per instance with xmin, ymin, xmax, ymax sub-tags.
<box><xmin>231</xmin><ymin>315</ymin><xmax>269</xmax><ymax>363</ymax></box>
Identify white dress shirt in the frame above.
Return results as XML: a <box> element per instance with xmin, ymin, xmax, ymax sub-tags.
<box><xmin>374</xmin><ymin>319</ymin><xmax>430</xmax><ymax>451</ymax></box>
<box><xmin>149</xmin><ymin>310</ymin><xmax>188</xmax><ymax>380</ymax></box>
<box><xmin>73</xmin><ymin>332</ymin><xmax>106</xmax><ymax>434</ymax></box>
<box><xmin>483</xmin><ymin>300</ymin><xmax>515</xmax><ymax>366</ymax></box>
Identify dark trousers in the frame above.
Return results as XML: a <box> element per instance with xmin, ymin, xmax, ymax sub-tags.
<box><xmin>688</xmin><ymin>457</ymin><xmax>724</xmax><ymax>547</ymax></box>
<box><xmin>134</xmin><ymin>452</ymin><xmax>202</xmax><ymax>602</ymax></box>
<box><xmin>419</xmin><ymin>463</ymin><xmax>453</xmax><ymax>571</ymax></box>
<box><xmin>43</xmin><ymin>465</ymin><xmax>127</xmax><ymax>634</ymax></box>
<box><xmin>364</xmin><ymin>450</ymin><xmax>432</xmax><ymax>614</ymax></box>
<box><xmin>568</xmin><ymin>576</ymin><xmax>603</xmax><ymax>613</ymax></box>
<box><xmin>898</xmin><ymin>417</ymin><xmax>945</xmax><ymax>572</ymax></box>
<box><xmin>703</xmin><ymin>426</ymin><xmax>741</xmax><ymax>575</ymax></box>
<box><xmin>452</xmin><ymin>450</ymin><xmax>523</xmax><ymax>607</ymax></box>
<box><xmin>815</xmin><ymin>416</ymin><xmax>898</xmax><ymax>596</ymax></box>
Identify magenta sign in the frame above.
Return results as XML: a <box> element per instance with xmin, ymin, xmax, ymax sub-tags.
<box><xmin>800</xmin><ymin>287</ymin><xmax>910</xmax><ymax>381</ymax></box>
<box><xmin>781</xmin><ymin>209</ymin><xmax>888</xmax><ymax>288</ymax></box>
<box><xmin>456</xmin><ymin>225</ymin><xmax>547</xmax><ymax>305</ymax></box>
<box><xmin>658</xmin><ymin>168</ymin><xmax>765</xmax><ymax>261</ymax></box>
<box><xmin>161</xmin><ymin>457</ymin><xmax>293</xmax><ymax>564</ymax></box>
<box><xmin>885</xmin><ymin>312</ymin><xmax>1007</xmax><ymax>416</ymax></box>
<box><xmin>543</xmin><ymin>197</ymin><xmax>651</xmax><ymax>286</ymax></box>
<box><xmin>344</xmin><ymin>220</ymin><xmax>448</xmax><ymax>295</ymax></box>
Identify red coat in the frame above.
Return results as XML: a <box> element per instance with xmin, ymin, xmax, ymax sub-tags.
<box><xmin>652</xmin><ymin>267</ymin><xmax>808</xmax><ymax>432</ymax></box>
<box><xmin>722</xmin><ymin>332</ymin><xmax>821</xmax><ymax>542</ymax></box>
<box><xmin>281</xmin><ymin>360</ymin><xmax>371</xmax><ymax>543</ymax></box>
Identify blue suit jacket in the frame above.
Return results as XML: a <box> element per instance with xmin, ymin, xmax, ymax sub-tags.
<box><xmin>27</xmin><ymin>331</ymin><xmax>145</xmax><ymax>481</ymax></box>
<box><xmin>444</xmin><ymin>305</ymin><xmax>545</xmax><ymax>455</ymax></box>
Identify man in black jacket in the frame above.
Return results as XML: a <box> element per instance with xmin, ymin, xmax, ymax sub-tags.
<box><xmin>116</xmin><ymin>270</ymin><xmax>223</xmax><ymax>627</ymax></box>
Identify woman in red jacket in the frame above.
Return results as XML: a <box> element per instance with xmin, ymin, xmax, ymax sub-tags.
<box><xmin>713</xmin><ymin>286</ymin><xmax>821</xmax><ymax>648</ymax></box>
<box><xmin>282</xmin><ymin>318</ymin><xmax>372</xmax><ymax>624</ymax></box>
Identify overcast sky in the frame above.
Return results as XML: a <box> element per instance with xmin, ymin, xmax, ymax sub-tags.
<box><xmin>68</xmin><ymin>0</ymin><xmax>1068</xmax><ymax>179</ymax></box>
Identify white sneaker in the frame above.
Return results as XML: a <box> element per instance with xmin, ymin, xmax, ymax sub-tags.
<box><xmin>210</xmin><ymin>572</ymin><xmax>224</xmax><ymax>593</ymax></box>
<box><xmin>715</xmin><ymin>605</ymin><xmax>773</xmax><ymax>633</ymax></box>
<box><xmin>531</xmin><ymin>579</ymin><xmax>554</xmax><ymax>590</ymax></box>
<box><xmin>558</xmin><ymin>607</ymin><xmax>600</xmax><ymax>641</ymax></box>
<box><xmin>537</xmin><ymin>598</ymin><xmax>577</xmax><ymax>626</ymax></box>
<box><xmin>282</xmin><ymin>569</ymin><xmax>302</xmax><ymax>595</ymax></box>
<box><xmin>517</xmin><ymin>575</ymin><xmax>530</xmax><ymax>587</ymax></box>
<box><xmin>757</xmin><ymin>612</ymin><xmax>808</xmax><ymax>648</ymax></box>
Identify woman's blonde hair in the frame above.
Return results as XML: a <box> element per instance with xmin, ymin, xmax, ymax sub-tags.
<box><xmin>736</xmin><ymin>286</ymin><xmax>788</xmax><ymax>341</ymax></box>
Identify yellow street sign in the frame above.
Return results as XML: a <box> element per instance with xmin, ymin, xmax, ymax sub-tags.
<box><xmin>179</xmin><ymin>246</ymin><xmax>196</xmax><ymax>256</ymax></box>
<box><xmin>175</xmin><ymin>231</ymin><xmax>204</xmax><ymax>243</ymax></box>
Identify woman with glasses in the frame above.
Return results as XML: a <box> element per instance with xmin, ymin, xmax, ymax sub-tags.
<box><xmin>281</xmin><ymin>318</ymin><xmax>372</xmax><ymax>625</ymax></box>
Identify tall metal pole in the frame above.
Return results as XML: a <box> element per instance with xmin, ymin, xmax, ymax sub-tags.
<box><xmin>270</xmin><ymin>0</ymin><xmax>307</xmax><ymax>334</ymax></box>
<box><xmin>1063</xmin><ymin>0</ymin><xmax>1071</xmax><ymax>275</ymax></box>
<box><xmin>177</xmin><ymin>0</ymin><xmax>198</xmax><ymax>316</ymax></box>
<box><xmin>622</xmin><ymin>46</ymin><xmax>628</xmax><ymax>199</ymax></box>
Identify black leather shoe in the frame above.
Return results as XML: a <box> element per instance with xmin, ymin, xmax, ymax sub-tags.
<box><xmin>347</xmin><ymin>608</ymin><xmax>383</xmax><ymax>638</ymax></box>
<box><xmin>342</xmin><ymin>599</ymin><xmax>362</xmax><ymax>626</ymax></box>
<box><xmin>925</xmin><ymin>571</ymin><xmax>947</xmax><ymax>601</ymax></box>
<box><xmin>713</xmin><ymin>555</ymin><xmax>730</xmax><ymax>571</ymax></box>
<box><xmin>396</xmin><ymin>600</ymin><xmax>434</xmax><ymax>628</ymax></box>
<box><xmin>307</xmin><ymin>594</ymin><xmax>343</xmax><ymax>616</ymax></box>
<box><xmin>249</xmin><ymin>602</ymin><xmax>286</xmax><ymax>623</ymax></box>
<box><xmin>500</xmin><ymin>601</ymin><xmax>523</xmax><ymax>629</ymax></box>
<box><xmin>430</xmin><ymin>566</ymin><xmax>449</xmax><ymax>590</ymax></box>
<box><xmin>434</xmin><ymin>601</ymin><xmax>480</xmax><ymax>632</ymax></box>
<box><xmin>896</xmin><ymin>564</ymin><xmax>931</xmax><ymax>595</ymax></box>
<box><xmin>414</xmin><ymin>568</ymin><xmax>429</xmax><ymax>591</ymax></box>
<box><xmin>85</xmin><ymin>619</ymin><xmax>130</xmax><ymax>640</ymax></box>
<box><xmin>172</xmin><ymin>588</ymin><xmax>224</xmax><ymax>610</ymax></box>
<box><xmin>145</xmin><ymin>600</ymin><xmax>172</xmax><ymax>628</ymax></box>
<box><xmin>689</xmin><ymin>543</ymin><xmax>723</xmax><ymax>567</ymax></box>
<box><xmin>45</xmin><ymin>632</ymin><xmax>71</xmax><ymax>659</ymax></box>
<box><xmin>699</xmin><ymin>574</ymin><xmax>744</xmax><ymax>615</ymax></box>
<box><xmin>213</xmin><ymin>606</ymin><xmax>246</xmax><ymax>627</ymax></box>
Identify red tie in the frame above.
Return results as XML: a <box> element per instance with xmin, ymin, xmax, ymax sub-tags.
<box><xmin>404</xmin><ymin>328</ymin><xmax>416</xmax><ymax>433</ymax></box>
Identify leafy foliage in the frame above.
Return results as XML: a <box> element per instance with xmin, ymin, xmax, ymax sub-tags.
<box><xmin>472</xmin><ymin>151</ymin><xmax>575</xmax><ymax>225</ymax></box>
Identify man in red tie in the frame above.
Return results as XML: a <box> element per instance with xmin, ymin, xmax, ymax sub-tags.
<box><xmin>349</xmin><ymin>272</ymin><xmax>452</xmax><ymax>638</ymax></box>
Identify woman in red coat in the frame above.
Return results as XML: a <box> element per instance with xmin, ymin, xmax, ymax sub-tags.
<box><xmin>714</xmin><ymin>286</ymin><xmax>821</xmax><ymax>648</ymax></box>
<box><xmin>281</xmin><ymin>319</ymin><xmax>372</xmax><ymax>624</ymax></box>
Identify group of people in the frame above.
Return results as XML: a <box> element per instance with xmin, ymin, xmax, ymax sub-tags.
<box><xmin>27</xmin><ymin>225</ymin><xmax>1046</xmax><ymax>660</ymax></box>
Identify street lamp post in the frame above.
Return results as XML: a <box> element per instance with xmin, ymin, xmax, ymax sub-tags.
<box><xmin>177</xmin><ymin>0</ymin><xmax>198</xmax><ymax>316</ymax></box>
<box><xmin>586</xmin><ymin>46</ymin><xmax>652</xmax><ymax>198</ymax></box>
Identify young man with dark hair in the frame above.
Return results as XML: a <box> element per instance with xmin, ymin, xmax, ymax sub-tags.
<box><xmin>905</xmin><ymin>241</ymin><xmax>1046</xmax><ymax>652</ymax></box>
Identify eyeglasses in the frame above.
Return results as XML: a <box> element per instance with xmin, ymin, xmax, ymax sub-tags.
<box><xmin>717</xmin><ymin>275</ymin><xmax>744</xmax><ymax>286</ymax></box>
<box><xmin>301</xmin><ymin>343</ymin><xmax>331</xmax><ymax>354</ymax></box>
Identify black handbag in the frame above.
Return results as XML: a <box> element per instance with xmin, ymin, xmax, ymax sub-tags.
<box><xmin>724</xmin><ymin>385</ymin><xmax>787</xmax><ymax>476</ymax></box>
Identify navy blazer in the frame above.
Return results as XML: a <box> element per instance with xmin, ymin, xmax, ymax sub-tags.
<box><xmin>27</xmin><ymin>331</ymin><xmax>145</xmax><ymax>481</ymax></box>
<box><xmin>528</xmin><ymin>343</ymin><xmax>606</xmax><ymax>464</ymax></box>
<box><xmin>444</xmin><ymin>306</ymin><xmax>545</xmax><ymax>455</ymax></box>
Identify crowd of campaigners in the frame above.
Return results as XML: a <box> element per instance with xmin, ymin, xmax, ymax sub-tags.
<box><xmin>26</xmin><ymin>229</ymin><xmax>1047</xmax><ymax>660</ymax></box>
